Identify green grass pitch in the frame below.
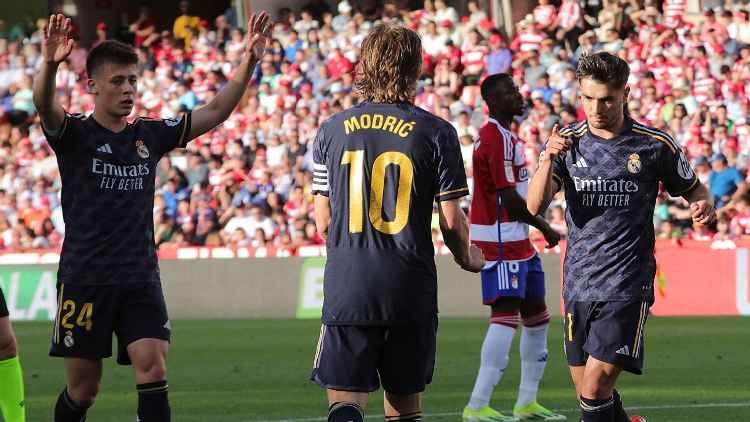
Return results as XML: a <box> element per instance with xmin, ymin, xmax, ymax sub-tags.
<box><xmin>11</xmin><ymin>317</ymin><xmax>750</xmax><ymax>421</ymax></box>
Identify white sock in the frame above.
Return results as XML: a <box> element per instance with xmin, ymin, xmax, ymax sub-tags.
<box><xmin>515</xmin><ymin>322</ymin><xmax>549</xmax><ymax>408</ymax></box>
<box><xmin>467</xmin><ymin>323</ymin><xmax>516</xmax><ymax>409</ymax></box>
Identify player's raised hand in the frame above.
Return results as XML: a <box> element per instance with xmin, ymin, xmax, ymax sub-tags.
<box><xmin>544</xmin><ymin>124</ymin><xmax>572</xmax><ymax>159</ymax></box>
<box><xmin>460</xmin><ymin>244</ymin><xmax>486</xmax><ymax>273</ymax></box>
<box><xmin>42</xmin><ymin>14</ymin><xmax>74</xmax><ymax>64</ymax></box>
<box><xmin>245</xmin><ymin>11</ymin><xmax>272</xmax><ymax>61</ymax></box>
<box><xmin>690</xmin><ymin>200</ymin><xmax>716</xmax><ymax>225</ymax></box>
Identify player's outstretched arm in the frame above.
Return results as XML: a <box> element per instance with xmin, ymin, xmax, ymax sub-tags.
<box><xmin>438</xmin><ymin>199</ymin><xmax>485</xmax><ymax>272</ymax></box>
<box><xmin>33</xmin><ymin>14</ymin><xmax>74</xmax><ymax>134</ymax></box>
<box><xmin>188</xmin><ymin>11</ymin><xmax>271</xmax><ymax>141</ymax></box>
<box><xmin>528</xmin><ymin>124</ymin><xmax>569</xmax><ymax>215</ymax></box>
<box><xmin>499</xmin><ymin>187</ymin><xmax>560</xmax><ymax>248</ymax></box>
<box><xmin>684</xmin><ymin>183</ymin><xmax>716</xmax><ymax>225</ymax></box>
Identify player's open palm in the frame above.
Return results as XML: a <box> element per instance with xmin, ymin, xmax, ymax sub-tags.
<box><xmin>245</xmin><ymin>11</ymin><xmax>272</xmax><ymax>61</ymax></box>
<box><xmin>43</xmin><ymin>14</ymin><xmax>74</xmax><ymax>64</ymax></box>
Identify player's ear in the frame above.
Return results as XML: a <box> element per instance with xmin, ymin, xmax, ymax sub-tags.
<box><xmin>623</xmin><ymin>85</ymin><xmax>630</xmax><ymax>102</ymax></box>
<box><xmin>86</xmin><ymin>78</ymin><xmax>98</xmax><ymax>95</ymax></box>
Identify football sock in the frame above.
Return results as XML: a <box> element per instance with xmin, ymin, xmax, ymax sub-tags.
<box><xmin>328</xmin><ymin>402</ymin><xmax>364</xmax><ymax>422</ymax></box>
<box><xmin>385</xmin><ymin>411</ymin><xmax>422</xmax><ymax>421</ymax></box>
<box><xmin>54</xmin><ymin>388</ymin><xmax>89</xmax><ymax>422</ymax></box>
<box><xmin>516</xmin><ymin>314</ymin><xmax>550</xmax><ymax>408</ymax></box>
<box><xmin>580</xmin><ymin>395</ymin><xmax>614</xmax><ymax>422</ymax></box>
<box><xmin>612</xmin><ymin>390</ymin><xmax>630</xmax><ymax>422</ymax></box>
<box><xmin>467</xmin><ymin>317</ymin><xmax>518</xmax><ymax>409</ymax></box>
<box><xmin>136</xmin><ymin>380</ymin><xmax>170</xmax><ymax>422</ymax></box>
<box><xmin>0</xmin><ymin>356</ymin><xmax>25</xmax><ymax>422</ymax></box>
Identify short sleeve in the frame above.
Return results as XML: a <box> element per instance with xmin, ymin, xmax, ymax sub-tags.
<box><xmin>487</xmin><ymin>129</ymin><xmax>517</xmax><ymax>190</ymax></box>
<box><xmin>659</xmin><ymin>143</ymin><xmax>698</xmax><ymax>197</ymax></box>
<box><xmin>435</xmin><ymin>124</ymin><xmax>469</xmax><ymax>201</ymax></box>
<box><xmin>42</xmin><ymin>112</ymin><xmax>82</xmax><ymax>153</ymax></box>
<box><xmin>312</xmin><ymin>125</ymin><xmax>330</xmax><ymax>197</ymax></box>
<box><xmin>152</xmin><ymin>113</ymin><xmax>192</xmax><ymax>156</ymax></box>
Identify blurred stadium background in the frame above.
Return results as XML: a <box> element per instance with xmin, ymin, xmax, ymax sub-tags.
<box><xmin>1</xmin><ymin>0</ymin><xmax>749</xmax><ymax>420</ymax></box>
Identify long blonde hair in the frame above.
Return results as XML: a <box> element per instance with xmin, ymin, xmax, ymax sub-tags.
<box><xmin>355</xmin><ymin>23</ymin><xmax>423</xmax><ymax>103</ymax></box>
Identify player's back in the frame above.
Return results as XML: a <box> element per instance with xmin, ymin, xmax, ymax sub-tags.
<box><xmin>313</xmin><ymin>101</ymin><xmax>468</xmax><ymax>325</ymax></box>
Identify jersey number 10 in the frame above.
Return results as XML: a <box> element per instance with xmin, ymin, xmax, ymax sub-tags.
<box><xmin>341</xmin><ymin>150</ymin><xmax>414</xmax><ymax>235</ymax></box>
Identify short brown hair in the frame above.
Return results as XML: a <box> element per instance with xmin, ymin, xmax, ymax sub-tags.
<box><xmin>576</xmin><ymin>51</ymin><xmax>630</xmax><ymax>89</ymax></box>
<box><xmin>86</xmin><ymin>40</ymin><xmax>138</xmax><ymax>77</ymax></box>
<box><xmin>355</xmin><ymin>24</ymin><xmax>422</xmax><ymax>103</ymax></box>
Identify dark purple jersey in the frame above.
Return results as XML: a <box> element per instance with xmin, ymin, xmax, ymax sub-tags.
<box><xmin>43</xmin><ymin>113</ymin><xmax>191</xmax><ymax>285</ymax></box>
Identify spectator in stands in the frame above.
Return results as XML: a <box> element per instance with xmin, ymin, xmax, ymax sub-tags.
<box><xmin>173</xmin><ymin>0</ymin><xmax>201</xmax><ymax>51</ymax></box>
<box><xmin>710</xmin><ymin>153</ymin><xmax>747</xmax><ymax>209</ymax></box>
<box><xmin>129</xmin><ymin>3</ymin><xmax>159</xmax><ymax>48</ymax></box>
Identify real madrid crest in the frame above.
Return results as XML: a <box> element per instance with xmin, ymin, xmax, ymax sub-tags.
<box><xmin>627</xmin><ymin>153</ymin><xmax>641</xmax><ymax>174</ymax></box>
<box><xmin>64</xmin><ymin>330</ymin><xmax>74</xmax><ymax>348</ymax></box>
<box><xmin>511</xmin><ymin>274</ymin><xmax>519</xmax><ymax>289</ymax></box>
<box><xmin>136</xmin><ymin>139</ymin><xmax>150</xmax><ymax>159</ymax></box>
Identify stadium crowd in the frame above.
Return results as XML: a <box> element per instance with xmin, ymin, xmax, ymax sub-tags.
<box><xmin>1</xmin><ymin>0</ymin><xmax>750</xmax><ymax>254</ymax></box>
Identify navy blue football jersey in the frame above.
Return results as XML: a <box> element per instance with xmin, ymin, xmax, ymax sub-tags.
<box><xmin>554</xmin><ymin>119</ymin><xmax>698</xmax><ymax>302</ymax></box>
<box><xmin>43</xmin><ymin>113</ymin><xmax>191</xmax><ymax>285</ymax></box>
<box><xmin>312</xmin><ymin>101</ymin><xmax>468</xmax><ymax>325</ymax></box>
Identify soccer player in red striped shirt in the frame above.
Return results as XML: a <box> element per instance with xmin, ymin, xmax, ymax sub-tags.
<box><xmin>462</xmin><ymin>73</ymin><xmax>564</xmax><ymax>422</ymax></box>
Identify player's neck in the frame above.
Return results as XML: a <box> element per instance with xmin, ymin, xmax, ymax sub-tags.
<box><xmin>489</xmin><ymin>113</ymin><xmax>512</xmax><ymax>130</ymax></box>
<box><xmin>588</xmin><ymin>114</ymin><xmax>626</xmax><ymax>140</ymax></box>
<box><xmin>92</xmin><ymin>108</ymin><xmax>128</xmax><ymax>133</ymax></box>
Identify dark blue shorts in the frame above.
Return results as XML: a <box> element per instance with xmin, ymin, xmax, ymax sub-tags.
<box><xmin>310</xmin><ymin>318</ymin><xmax>437</xmax><ymax>394</ymax></box>
<box><xmin>50</xmin><ymin>282</ymin><xmax>171</xmax><ymax>365</ymax></box>
<box><xmin>563</xmin><ymin>300</ymin><xmax>652</xmax><ymax>375</ymax></box>
<box><xmin>481</xmin><ymin>254</ymin><xmax>545</xmax><ymax>304</ymax></box>
<box><xmin>0</xmin><ymin>287</ymin><xmax>7</xmax><ymax>318</ymax></box>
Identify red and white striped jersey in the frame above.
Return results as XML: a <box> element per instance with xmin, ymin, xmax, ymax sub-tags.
<box><xmin>517</xmin><ymin>29</ymin><xmax>546</xmax><ymax>53</ymax></box>
<box><xmin>461</xmin><ymin>44</ymin><xmax>488</xmax><ymax>74</ymax></box>
<box><xmin>663</xmin><ymin>0</ymin><xmax>687</xmax><ymax>28</ymax></box>
<box><xmin>470</xmin><ymin>118</ymin><xmax>535</xmax><ymax>262</ymax></box>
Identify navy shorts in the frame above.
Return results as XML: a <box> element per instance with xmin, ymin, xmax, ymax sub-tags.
<box><xmin>481</xmin><ymin>254</ymin><xmax>545</xmax><ymax>304</ymax></box>
<box><xmin>564</xmin><ymin>300</ymin><xmax>651</xmax><ymax>375</ymax></box>
<box><xmin>50</xmin><ymin>282</ymin><xmax>171</xmax><ymax>365</ymax></box>
<box><xmin>310</xmin><ymin>318</ymin><xmax>438</xmax><ymax>394</ymax></box>
<box><xmin>0</xmin><ymin>287</ymin><xmax>8</xmax><ymax>318</ymax></box>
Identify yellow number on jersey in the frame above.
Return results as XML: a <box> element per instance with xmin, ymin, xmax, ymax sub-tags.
<box><xmin>59</xmin><ymin>300</ymin><xmax>94</xmax><ymax>332</ymax></box>
<box><xmin>341</xmin><ymin>150</ymin><xmax>414</xmax><ymax>235</ymax></box>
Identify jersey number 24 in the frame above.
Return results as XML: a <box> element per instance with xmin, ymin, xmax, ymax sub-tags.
<box><xmin>341</xmin><ymin>150</ymin><xmax>413</xmax><ymax>235</ymax></box>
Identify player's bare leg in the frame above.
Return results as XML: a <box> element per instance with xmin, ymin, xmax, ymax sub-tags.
<box><xmin>0</xmin><ymin>316</ymin><xmax>25</xmax><ymax>422</ymax></box>
<box><xmin>384</xmin><ymin>392</ymin><xmax>421</xmax><ymax>421</ymax></box>
<box><xmin>55</xmin><ymin>358</ymin><xmax>101</xmax><ymax>421</ymax></box>
<box><xmin>568</xmin><ymin>365</ymin><xmax>585</xmax><ymax>398</ymax></box>
<box><xmin>578</xmin><ymin>356</ymin><xmax>627</xmax><ymax>422</ymax></box>
<box><xmin>327</xmin><ymin>390</ymin><xmax>367</xmax><ymax>422</ymax></box>
<box><xmin>514</xmin><ymin>298</ymin><xmax>564</xmax><ymax>420</ymax></box>
<box><xmin>465</xmin><ymin>298</ymin><xmax>520</xmax><ymax>421</ymax></box>
<box><xmin>129</xmin><ymin>338</ymin><xmax>170</xmax><ymax>422</ymax></box>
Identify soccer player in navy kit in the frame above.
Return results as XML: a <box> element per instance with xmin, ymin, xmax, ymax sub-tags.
<box><xmin>0</xmin><ymin>289</ymin><xmax>25</xmax><ymax>422</ymax></box>
<box><xmin>528</xmin><ymin>52</ymin><xmax>716</xmax><ymax>422</ymax></box>
<box><xmin>311</xmin><ymin>24</ymin><xmax>485</xmax><ymax>422</ymax></box>
<box><xmin>33</xmin><ymin>13</ymin><xmax>271</xmax><ymax>421</ymax></box>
